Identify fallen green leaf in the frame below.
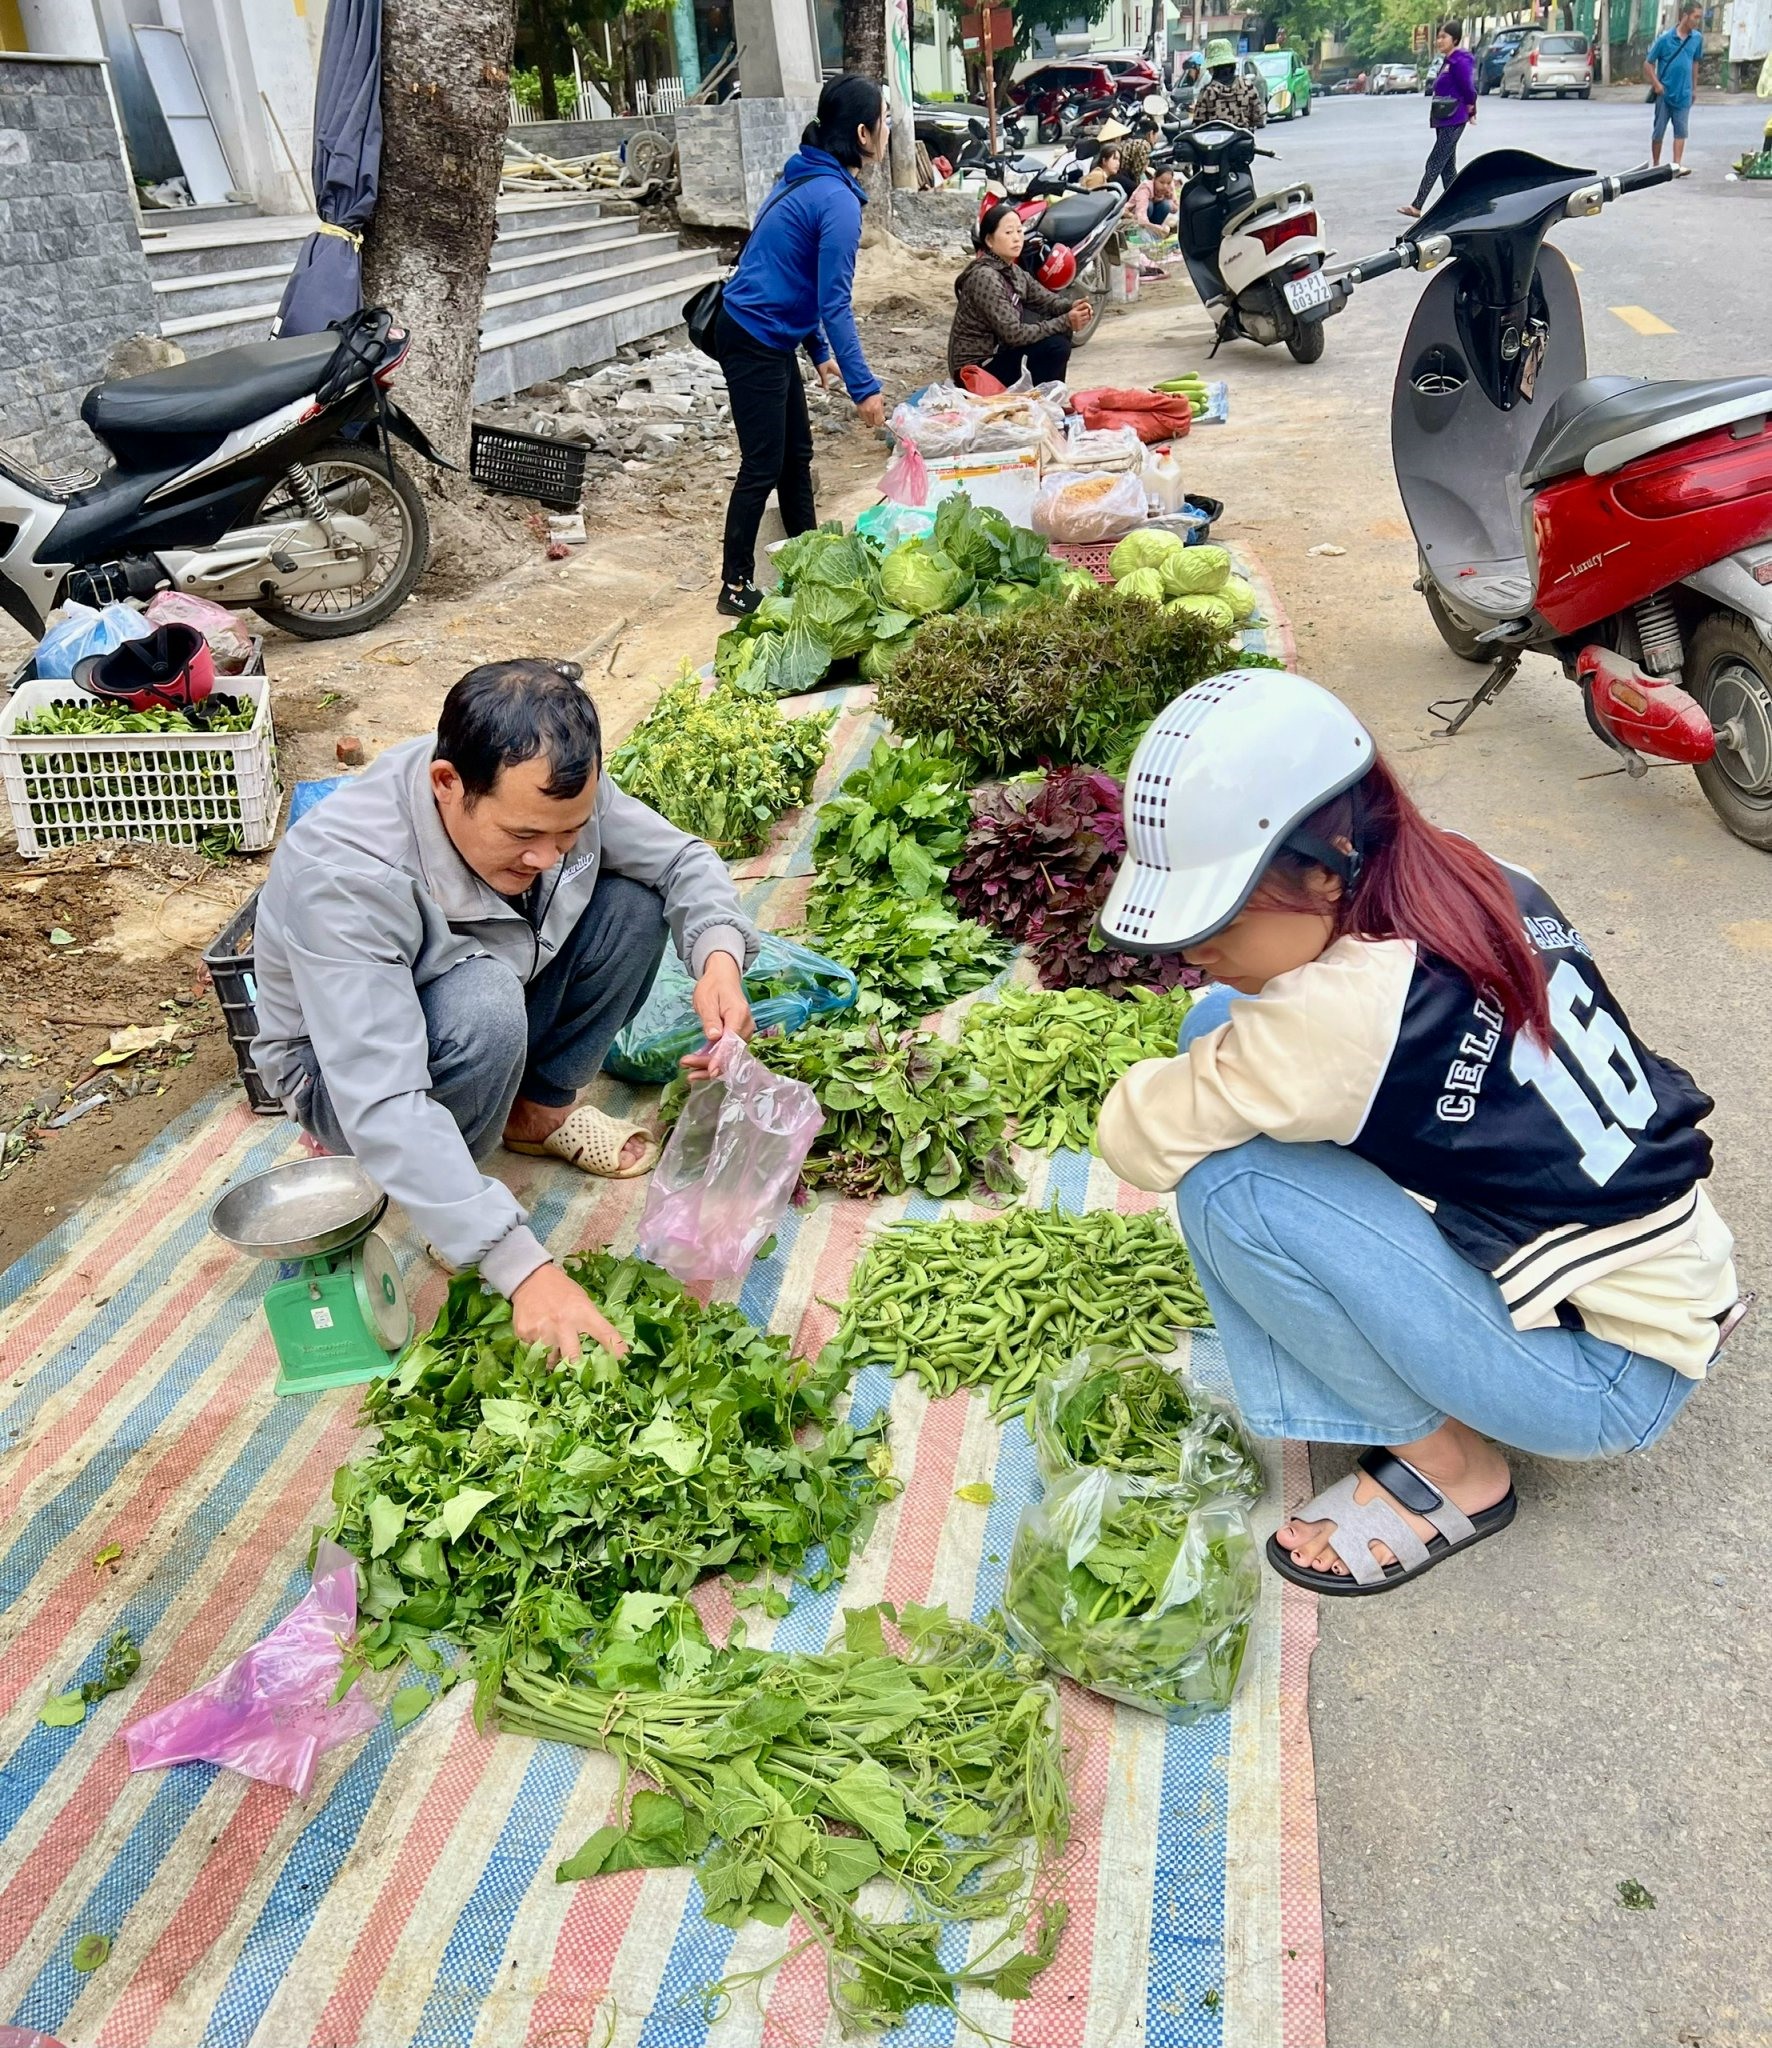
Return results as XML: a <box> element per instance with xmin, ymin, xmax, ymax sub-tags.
<box><xmin>390</xmin><ymin>1685</ymin><xmax>432</xmax><ymax>1730</ymax></box>
<box><xmin>71</xmin><ymin>1933</ymin><xmax>112</xmax><ymax>1972</ymax></box>
<box><xmin>1617</xmin><ymin>1878</ymin><xmax>1657</xmax><ymax>1911</ymax></box>
<box><xmin>954</xmin><ymin>1482</ymin><xmax>995</xmax><ymax>1507</ymax></box>
<box><xmin>47</xmin><ymin>927</ymin><xmax>75</xmax><ymax>947</ymax></box>
<box><xmin>40</xmin><ymin>1691</ymin><xmax>86</xmax><ymax>1728</ymax></box>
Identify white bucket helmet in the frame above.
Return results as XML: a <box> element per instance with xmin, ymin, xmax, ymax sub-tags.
<box><xmin>1099</xmin><ymin>670</ymin><xmax>1374</xmax><ymax>955</ymax></box>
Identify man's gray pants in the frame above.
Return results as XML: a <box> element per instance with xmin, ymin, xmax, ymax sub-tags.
<box><xmin>289</xmin><ymin>875</ymin><xmax>669</xmax><ymax>1161</ymax></box>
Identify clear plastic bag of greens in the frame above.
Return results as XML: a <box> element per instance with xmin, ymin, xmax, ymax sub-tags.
<box><xmin>603</xmin><ymin>933</ymin><xmax>858</xmax><ymax>1086</ymax></box>
<box><xmin>1003</xmin><ymin>1466</ymin><xmax>1259</xmax><ymax>1721</ymax></box>
<box><xmin>1031</xmin><ymin>1346</ymin><xmax>1265</xmax><ymax>1506</ymax></box>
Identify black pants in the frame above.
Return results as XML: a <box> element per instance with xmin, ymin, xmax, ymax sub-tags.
<box><xmin>716</xmin><ymin>305</ymin><xmax>816</xmax><ymax>587</ymax></box>
<box><xmin>981</xmin><ymin>331</ymin><xmax>1073</xmax><ymax>389</ymax></box>
<box><xmin>1414</xmin><ymin>125</ymin><xmax>1461</xmax><ymax>208</ymax></box>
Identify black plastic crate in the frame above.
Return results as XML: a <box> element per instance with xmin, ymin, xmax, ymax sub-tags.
<box><xmin>203</xmin><ymin>887</ymin><xmax>282</xmax><ymax>1115</ymax></box>
<box><xmin>470</xmin><ymin>423</ymin><xmax>591</xmax><ymax>511</ymax></box>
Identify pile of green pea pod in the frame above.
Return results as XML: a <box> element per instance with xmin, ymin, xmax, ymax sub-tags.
<box><xmin>820</xmin><ymin>1205</ymin><xmax>1211</xmax><ymax>1417</ymax></box>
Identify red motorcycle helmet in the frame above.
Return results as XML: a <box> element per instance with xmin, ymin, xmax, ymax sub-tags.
<box><xmin>75</xmin><ymin>623</ymin><xmax>215</xmax><ymax>713</ymax></box>
<box><xmin>1037</xmin><ymin>243</ymin><xmax>1078</xmax><ymax>291</ymax></box>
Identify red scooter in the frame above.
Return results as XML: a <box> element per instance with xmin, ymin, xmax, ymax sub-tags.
<box><xmin>1337</xmin><ymin>149</ymin><xmax>1772</xmax><ymax>848</ymax></box>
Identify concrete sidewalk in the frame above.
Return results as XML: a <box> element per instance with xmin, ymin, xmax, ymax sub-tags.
<box><xmin>1073</xmin><ymin>263</ymin><xmax>1772</xmax><ymax>2048</ymax></box>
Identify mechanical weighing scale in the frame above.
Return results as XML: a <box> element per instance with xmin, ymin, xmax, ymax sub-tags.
<box><xmin>210</xmin><ymin>1157</ymin><xmax>413</xmax><ymax>1397</ymax></box>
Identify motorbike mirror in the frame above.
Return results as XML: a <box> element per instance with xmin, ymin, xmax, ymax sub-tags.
<box><xmin>969</xmin><ymin>116</ymin><xmax>986</xmax><ymax>138</ymax></box>
<box><xmin>1142</xmin><ymin>92</ymin><xmax>1168</xmax><ymax>117</ymax></box>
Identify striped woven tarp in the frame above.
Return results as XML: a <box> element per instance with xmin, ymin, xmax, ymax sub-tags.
<box><xmin>0</xmin><ymin>563</ymin><xmax>1324</xmax><ymax>2048</ymax></box>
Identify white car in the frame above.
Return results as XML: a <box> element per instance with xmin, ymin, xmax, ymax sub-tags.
<box><xmin>1499</xmin><ymin>30</ymin><xmax>1593</xmax><ymax>98</ymax></box>
<box><xmin>1373</xmin><ymin>63</ymin><xmax>1420</xmax><ymax>94</ymax></box>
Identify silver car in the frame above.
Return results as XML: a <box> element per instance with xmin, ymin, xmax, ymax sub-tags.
<box><xmin>1499</xmin><ymin>30</ymin><xmax>1593</xmax><ymax>98</ymax></box>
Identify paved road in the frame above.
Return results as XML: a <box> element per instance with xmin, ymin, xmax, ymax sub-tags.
<box><xmin>1104</xmin><ymin>92</ymin><xmax>1772</xmax><ymax>2048</ymax></box>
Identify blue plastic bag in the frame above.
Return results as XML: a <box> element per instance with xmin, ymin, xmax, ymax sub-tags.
<box><xmin>604</xmin><ymin>934</ymin><xmax>857</xmax><ymax>1086</ymax></box>
<box><xmin>34</xmin><ymin>602</ymin><xmax>151</xmax><ymax>680</ymax></box>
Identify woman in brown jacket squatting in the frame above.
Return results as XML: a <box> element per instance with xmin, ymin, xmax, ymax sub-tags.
<box><xmin>948</xmin><ymin>203</ymin><xmax>1093</xmax><ymax>387</ymax></box>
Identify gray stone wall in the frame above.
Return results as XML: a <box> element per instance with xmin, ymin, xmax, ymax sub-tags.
<box><xmin>677</xmin><ymin>96</ymin><xmax>817</xmax><ymax>228</ymax></box>
<box><xmin>508</xmin><ymin>114</ymin><xmax>678</xmax><ymax>159</ymax></box>
<box><xmin>0</xmin><ymin>56</ymin><xmax>160</xmax><ymax>472</ymax></box>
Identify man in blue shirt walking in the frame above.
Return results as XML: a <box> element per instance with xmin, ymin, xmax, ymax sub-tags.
<box><xmin>1645</xmin><ymin>2</ymin><xmax>1705</xmax><ymax>168</ymax></box>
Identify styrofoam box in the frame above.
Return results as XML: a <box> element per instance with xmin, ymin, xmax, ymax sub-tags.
<box><xmin>0</xmin><ymin>674</ymin><xmax>280</xmax><ymax>857</ymax></box>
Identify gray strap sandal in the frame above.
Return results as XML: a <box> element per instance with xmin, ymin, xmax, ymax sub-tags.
<box><xmin>1265</xmin><ymin>1447</ymin><xmax>1517</xmax><ymax>1596</ymax></box>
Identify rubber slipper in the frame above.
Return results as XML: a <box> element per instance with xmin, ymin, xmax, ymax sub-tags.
<box><xmin>1265</xmin><ymin>1446</ymin><xmax>1517</xmax><ymax>1597</ymax></box>
<box><xmin>505</xmin><ymin>1103</ymin><xmax>660</xmax><ymax>1179</ymax></box>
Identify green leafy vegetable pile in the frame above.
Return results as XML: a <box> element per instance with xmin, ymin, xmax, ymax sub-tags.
<box><xmin>16</xmin><ymin>696</ymin><xmax>257</xmax><ymax>736</ymax></box>
<box><xmin>1004</xmin><ymin>1482</ymin><xmax>1259</xmax><ymax>1722</ymax></box>
<box><xmin>714</xmin><ymin>495</ymin><xmax>1073</xmax><ymax>698</ymax></box>
<box><xmin>757</xmin><ymin>1017</ymin><xmax>1023</xmax><ymax>1202</ymax></box>
<box><xmin>959</xmin><ymin>984</ymin><xmax>1195</xmax><ymax>1152</ymax></box>
<box><xmin>498</xmin><ymin>1592</ymin><xmax>1071</xmax><ymax>2031</ymax></box>
<box><xmin>606</xmin><ymin>669</ymin><xmax>835</xmax><ymax>859</ymax></box>
<box><xmin>1030</xmin><ymin>1348</ymin><xmax>1264</xmax><ymax>1505</ymax></box>
<box><xmin>874</xmin><ymin>586</ymin><xmax>1234</xmax><ymax>775</ymax></box>
<box><xmin>330</xmin><ymin>1254</ymin><xmax>896</xmax><ymax>1697</ymax></box>
<box><xmin>808</xmin><ymin>733</ymin><xmax>972</xmax><ymax>900</ymax></box>
<box><xmin>822</xmin><ymin>1205</ymin><xmax>1211</xmax><ymax>1416</ymax></box>
<box><xmin>797</xmin><ymin>889</ymin><xmax>1009</xmax><ymax>1029</ymax></box>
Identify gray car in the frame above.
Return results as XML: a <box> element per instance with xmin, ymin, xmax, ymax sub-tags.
<box><xmin>1499</xmin><ymin>30</ymin><xmax>1593</xmax><ymax>98</ymax></box>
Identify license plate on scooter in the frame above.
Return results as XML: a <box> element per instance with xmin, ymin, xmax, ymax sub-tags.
<box><xmin>1283</xmin><ymin>269</ymin><xmax>1332</xmax><ymax>315</ymax></box>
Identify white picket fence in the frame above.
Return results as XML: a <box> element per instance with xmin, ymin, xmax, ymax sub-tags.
<box><xmin>635</xmin><ymin>76</ymin><xmax>687</xmax><ymax>114</ymax></box>
<box><xmin>509</xmin><ymin>63</ymin><xmax>680</xmax><ymax>124</ymax></box>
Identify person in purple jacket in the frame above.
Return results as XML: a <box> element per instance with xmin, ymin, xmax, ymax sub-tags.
<box><xmin>713</xmin><ymin>76</ymin><xmax>889</xmax><ymax>617</ymax></box>
<box><xmin>1401</xmin><ymin>22</ymin><xmax>1477</xmax><ymax>219</ymax></box>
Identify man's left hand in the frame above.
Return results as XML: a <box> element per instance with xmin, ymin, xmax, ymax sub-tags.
<box><xmin>814</xmin><ymin>358</ymin><xmax>840</xmax><ymax>393</ymax></box>
<box><xmin>681</xmin><ymin>953</ymin><xmax>754</xmax><ymax>1076</ymax></box>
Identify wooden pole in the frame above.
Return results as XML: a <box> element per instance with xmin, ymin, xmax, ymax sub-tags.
<box><xmin>984</xmin><ymin>8</ymin><xmax>1000</xmax><ymax>153</ymax></box>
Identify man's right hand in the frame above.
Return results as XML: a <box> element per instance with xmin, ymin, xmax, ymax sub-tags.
<box><xmin>1069</xmin><ymin>301</ymin><xmax>1094</xmax><ymax>332</ymax></box>
<box><xmin>511</xmin><ymin>1261</ymin><xmax>628</xmax><ymax>1366</ymax></box>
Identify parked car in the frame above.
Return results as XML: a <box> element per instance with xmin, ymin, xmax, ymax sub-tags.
<box><xmin>1372</xmin><ymin>62</ymin><xmax>1419</xmax><ymax>93</ymax></box>
<box><xmin>1009</xmin><ymin>61</ymin><xmax>1123</xmax><ymax>140</ymax></box>
<box><xmin>1475</xmin><ymin>24</ymin><xmax>1532</xmax><ymax>92</ymax></box>
<box><xmin>1095</xmin><ymin>51</ymin><xmax>1164</xmax><ymax>91</ymax></box>
<box><xmin>1499</xmin><ymin>30</ymin><xmax>1593</xmax><ymax>97</ymax></box>
<box><xmin>1251</xmin><ymin>47</ymin><xmax>1313</xmax><ymax>118</ymax></box>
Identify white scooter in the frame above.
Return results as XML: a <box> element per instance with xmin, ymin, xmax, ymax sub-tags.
<box><xmin>1173</xmin><ymin>119</ymin><xmax>1342</xmax><ymax>363</ymax></box>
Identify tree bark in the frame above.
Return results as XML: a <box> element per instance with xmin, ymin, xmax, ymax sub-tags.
<box><xmin>530</xmin><ymin>0</ymin><xmax>562</xmax><ymax>120</ymax></box>
<box><xmin>842</xmin><ymin>0</ymin><xmax>885</xmax><ymax>82</ymax></box>
<box><xmin>362</xmin><ymin>0</ymin><xmax>517</xmax><ymax>467</ymax></box>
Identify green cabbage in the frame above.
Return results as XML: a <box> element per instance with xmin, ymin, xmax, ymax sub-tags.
<box><xmin>879</xmin><ymin>539</ymin><xmax>973</xmax><ymax>618</ymax></box>
<box><xmin>1219</xmin><ymin>574</ymin><xmax>1258</xmax><ymax>622</ymax></box>
<box><xmin>1058</xmin><ymin>570</ymin><xmax>1100</xmax><ymax>603</ymax></box>
<box><xmin>1109</xmin><ymin>528</ymin><xmax>1188</xmax><ymax>579</ymax></box>
<box><xmin>1161</xmin><ymin>544</ymin><xmax>1231</xmax><ymax>597</ymax></box>
<box><xmin>1165</xmin><ymin>593</ymin><xmax>1236</xmax><ymax>633</ymax></box>
<box><xmin>1113</xmin><ymin>567</ymin><xmax>1171</xmax><ymax>606</ymax></box>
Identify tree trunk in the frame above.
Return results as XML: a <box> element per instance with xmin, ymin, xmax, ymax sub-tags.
<box><xmin>362</xmin><ymin>0</ymin><xmax>516</xmax><ymax>467</ymax></box>
<box><xmin>842</xmin><ymin>0</ymin><xmax>887</xmax><ymax>210</ymax></box>
<box><xmin>531</xmin><ymin>0</ymin><xmax>561</xmax><ymax>120</ymax></box>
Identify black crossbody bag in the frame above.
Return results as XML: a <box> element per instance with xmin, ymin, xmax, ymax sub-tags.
<box><xmin>684</xmin><ymin>170</ymin><xmax>830</xmax><ymax>359</ymax></box>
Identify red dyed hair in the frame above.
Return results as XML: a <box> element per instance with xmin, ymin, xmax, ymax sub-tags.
<box><xmin>1252</xmin><ymin>753</ymin><xmax>1553</xmax><ymax>1045</ymax></box>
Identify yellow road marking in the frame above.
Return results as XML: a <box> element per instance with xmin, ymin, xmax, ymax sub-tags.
<box><xmin>1609</xmin><ymin>304</ymin><xmax>1676</xmax><ymax>335</ymax></box>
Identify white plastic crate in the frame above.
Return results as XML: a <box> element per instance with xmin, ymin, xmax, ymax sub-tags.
<box><xmin>0</xmin><ymin>675</ymin><xmax>281</xmax><ymax>857</ymax></box>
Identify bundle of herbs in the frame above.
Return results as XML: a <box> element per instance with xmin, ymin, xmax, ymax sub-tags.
<box><xmin>16</xmin><ymin>696</ymin><xmax>257</xmax><ymax>737</ymax></box>
<box><xmin>758</xmin><ymin>1017</ymin><xmax>1022</xmax><ymax>1201</ymax></box>
<box><xmin>951</xmin><ymin>767</ymin><xmax>1196</xmax><ymax>996</ymax></box>
<box><xmin>795</xmin><ymin>888</ymin><xmax>1009</xmax><ymax>1029</ymax></box>
<box><xmin>498</xmin><ymin>1592</ymin><xmax>1071</xmax><ymax>2032</ymax></box>
<box><xmin>606</xmin><ymin>669</ymin><xmax>835</xmax><ymax>860</ymax></box>
<box><xmin>873</xmin><ymin>589</ymin><xmax>1232</xmax><ymax>775</ymax></box>
<box><xmin>959</xmin><ymin>984</ymin><xmax>1194</xmax><ymax>1152</ymax></box>
<box><xmin>823</xmin><ymin>1205</ymin><xmax>1211</xmax><ymax>1417</ymax></box>
<box><xmin>1030</xmin><ymin>1347</ymin><xmax>1264</xmax><ymax>1505</ymax></box>
<box><xmin>329</xmin><ymin>1253</ymin><xmax>895</xmax><ymax>1699</ymax></box>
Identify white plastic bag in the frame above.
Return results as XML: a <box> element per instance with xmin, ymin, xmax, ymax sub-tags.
<box><xmin>1058</xmin><ymin>422</ymin><xmax>1145</xmax><ymax>472</ymax></box>
<box><xmin>1032</xmin><ymin>469</ymin><xmax>1152</xmax><ymax>544</ymax></box>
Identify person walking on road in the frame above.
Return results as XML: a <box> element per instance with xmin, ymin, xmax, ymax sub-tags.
<box><xmin>1401</xmin><ymin>21</ymin><xmax>1476</xmax><ymax>218</ymax></box>
<box><xmin>712</xmin><ymin>75</ymin><xmax>889</xmax><ymax>619</ymax></box>
<box><xmin>1097</xmin><ymin>672</ymin><xmax>1740</xmax><ymax>1596</ymax></box>
<box><xmin>948</xmin><ymin>203</ymin><xmax>1092</xmax><ymax>388</ymax></box>
<box><xmin>1191</xmin><ymin>40</ymin><xmax>1267</xmax><ymax>130</ymax></box>
<box><xmin>1646</xmin><ymin>2</ymin><xmax>1705</xmax><ymax>168</ymax></box>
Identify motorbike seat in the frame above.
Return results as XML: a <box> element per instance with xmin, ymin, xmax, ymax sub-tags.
<box><xmin>1035</xmin><ymin>189</ymin><xmax>1126</xmax><ymax>246</ymax></box>
<box><xmin>82</xmin><ymin>333</ymin><xmax>342</xmax><ymax>472</ymax></box>
<box><xmin>1522</xmin><ymin>373</ymin><xmax>1772</xmax><ymax>489</ymax></box>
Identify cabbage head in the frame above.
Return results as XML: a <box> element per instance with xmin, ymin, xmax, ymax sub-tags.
<box><xmin>1166</xmin><ymin>593</ymin><xmax>1236</xmax><ymax>633</ymax></box>
<box><xmin>879</xmin><ymin>539</ymin><xmax>972</xmax><ymax>618</ymax></box>
<box><xmin>1109</xmin><ymin>527</ymin><xmax>1188</xmax><ymax>579</ymax></box>
<box><xmin>1057</xmin><ymin>570</ymin><xmax>1099</xmax><ymax>603</ymax></box>
<box><xmin>1161</xmin><ymin>544</ymin><xmax>1231</xmax><ymax>597</ymax></box>
<box><xmin>1114</xmin><ymin>567</ymin><xmax>1171</xmax><ymax>606</ymax></box>
<box><xmin>1219</xmin><ymin>574</ymin><xmax>1258</xmax><ymax>622</ymax></box>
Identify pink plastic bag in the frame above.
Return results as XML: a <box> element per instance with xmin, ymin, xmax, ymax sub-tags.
<box><xmin>122</xmin><ymin>1540</ymin><xmax>380</xmax><ymax>1797</ymax></box>
<box><xmin>880</xmin><ymin>437</ymin><xmax>929</xmax><ymax>506</ymax></box>
<box><xmin>145</xmin><ymin>590</ymin><xmax>256</xmax><ymax>672</ymax></box>
<box><xmin>635</xmin><ymin>1034</ymin><xmax>824</xmax><ymax>1290</ymax></box>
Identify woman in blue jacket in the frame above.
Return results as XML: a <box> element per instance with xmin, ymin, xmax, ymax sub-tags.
<box><xmin>715</xmin><ymin>76</ymin><xmax>889</xmax><ymax>616</ymax></box>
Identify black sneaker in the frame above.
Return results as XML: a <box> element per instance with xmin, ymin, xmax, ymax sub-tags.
<box><xmin>717</xmin><ymin>580</ymin><xmax>763</xmax><ymax>618</ymax></box>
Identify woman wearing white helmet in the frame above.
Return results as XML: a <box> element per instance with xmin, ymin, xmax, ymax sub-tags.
<box><xmin>1097</xmin><ymin>671</ymin><xmax>1740</xmax><ymax>1594</ymax></box>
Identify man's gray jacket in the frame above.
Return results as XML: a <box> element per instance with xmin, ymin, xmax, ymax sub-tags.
<box><xmin>250</xmin><ymin>735</ymin><xmax>753</xmax><ymax>1297</ymax></box>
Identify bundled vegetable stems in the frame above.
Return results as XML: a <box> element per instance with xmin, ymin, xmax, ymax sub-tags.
<box><xmin>823</xmin><ymin>1205</ymin><xmax>1212</xmax><ymax>1416</ymax></box>
<box><xmin>498</xmin><ymin>1594</ymin><xmax>1071</xmax><ymax>2031</ymax></box>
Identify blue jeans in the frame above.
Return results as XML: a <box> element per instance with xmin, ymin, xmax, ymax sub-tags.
<box><xmin>1652</xmin><ymin>96</ymin><xmax>1690</xmax><ymax>143</ymax></box>
<box><xmin>1172</xmin><ymin>988</ymin><xmax>1698</xmax><ymax>1457</ymax></box>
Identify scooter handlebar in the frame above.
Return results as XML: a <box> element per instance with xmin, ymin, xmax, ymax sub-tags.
<box><xmin>1341</xmin><ymin>244</ymin><xmax>1411</xmax><ymax>283</ymax></box>
<box><xmin>1609</xmin><ymin>163</ymin><xmax>1677</xmax><ymax>197</ymax></box>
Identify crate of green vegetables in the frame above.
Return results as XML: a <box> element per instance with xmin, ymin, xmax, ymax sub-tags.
<box><xmin>0</xmin><ymin>674</ymin><xmax>280</xmax><ymax>857</ymax></box>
